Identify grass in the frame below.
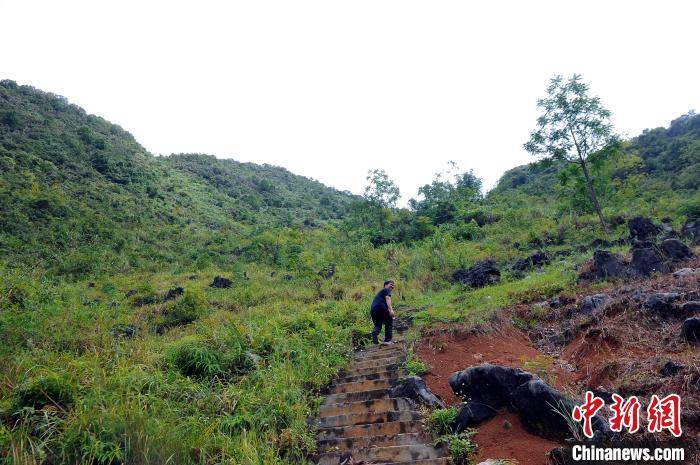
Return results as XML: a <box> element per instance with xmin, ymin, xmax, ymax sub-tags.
<box><xmin>411</xmin><ymin>261</ymin><xmax>579</xmax><ymax>328</ymax></box>
<box><xmin>1</xmin><ymin>196</ymin><xmax>693</xmax><ymax>464</ymax></box>
<box><xmin>0</xmin><ymin>228</ymin><xmax>608</xmax><ymax>465</ymax></box>
<box><xmin>0</xmin><ymin>265</ymin><xmax>370</xmax><ymax>464</ymax></box>
<box><xmin>427</xmin><ymin>407</ymin><xmax>478</xmax><ymax>465</ymax></box>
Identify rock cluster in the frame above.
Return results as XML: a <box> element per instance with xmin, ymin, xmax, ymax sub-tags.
<box><xmin>451</xmin><ymin>260</ymin><xmax>501</xmax><ymax>288</ymax></box>
<box><xmin>388</xmin><ymin>376</ymin><xmax>445</xmax><ymax>409</ymax></box>
<box><xmin>210</xmin><ymin>276</ymin><xmax>233</xmax><ymax>288</ymax></box>
<box><xmin>580</xmin><ymin>216</ymin><xmax>694</xmax><ymax>281</ymax></box>
<box><xmin>448</xmin><ymin>364</ymin><xmax>609</xmax><ymax>440</ymax></box>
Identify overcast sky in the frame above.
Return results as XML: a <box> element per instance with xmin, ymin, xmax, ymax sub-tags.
<box><xmin>2</xmin><ymin>1</ymin><xmax>699</xmax><ymax>203</ymax></box>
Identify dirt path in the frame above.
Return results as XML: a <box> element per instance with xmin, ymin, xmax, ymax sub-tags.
<box><xmin>313</xmin><ymin>337</ymin><xmax>449</xmax><ymax>464</ymax></box>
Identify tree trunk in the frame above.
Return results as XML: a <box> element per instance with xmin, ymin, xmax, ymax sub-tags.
<box><xmin>578</xmin><ymin>157</ymin><xmax>608</xmax><ymax>233</ymax></box>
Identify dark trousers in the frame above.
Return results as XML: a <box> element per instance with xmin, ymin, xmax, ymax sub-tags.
<box><xmin>370</xmin><ymin>309</ymin><xmax>393</xmax><ymax>344</ymax></box>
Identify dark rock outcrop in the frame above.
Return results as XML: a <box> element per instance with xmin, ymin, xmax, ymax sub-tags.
<box><xmin>681</xmin><ymin>219</ymin><xmax>700</xmax><ymax>245</ymax></box>
<box><xmin>449</xmin><ymin>364</ymin><xmax>609</xmax><ymax>441</ymax></box>
<box><xmin>683</xmin><ymin>318</ymin><xmax>700</xmax><ymax>345</ymax></box>
<box><xmin>660</xmin><ymin>360</ymin><xmax>685</xmax><ymax>377</ymax></box>
<box><xmin>577</xmin><ymin>294</ymin><xmax>611</xmax><ymax>316</ymax></box>
<box><xmin>583</xmin><ymin>250</ymin><xmax>628</xmax><ymax>281</ymax></box>
<box><xmin>628</xmin><ymin>216</ymin><xmax>661</xmax><ymax>240</ymax></box>
<box><xmin>660</xmin><ymin>238</ymin><xmax>694</xmax><ymax>262</ymax></box>
<box><xmin>452</xmin><ymin>401</ymin><xmax>498</xmax><ymax>431</ymax></box>
<box><xmin>210</xmin><ymin>276</ymin><xmax>233</xmax><ymax>288</ymax></box>
<box><xmin>644</xmin><ymin>293</ymin><xmax>682</xmax><ymax>317</ymax></box>
<box><xmin>163</xmin><ymin>286</ymin><xmax>184</xmax><ymax>301</ymax></box>
<box><xmin>682</xmin><ymin>301</ymin><xmax>700</xmax><ymax>314</ymax></box>
<box><xmin>388</xmin><ymin>376</ymin><xmax>445</xmax><ymax>409</ymax></box>
<box><xmin>513</xmin><ymin>379</ymin><xmax>608</xmax><ymax>441</ymax></box>
<box><xmin>448</xmin><ymin>364</ymin><xmax>534</xmax><ymax>408</ymax></box>
<box><xmin>109</xmin><ymin>323</ymin><xmax>137</xmax><ymax>338</ymax></box>
<box><xmin>513</xmin><ymin>251</ymin><xmax>550</xmax><ymax>271</ymax></box>
<box><xmin>630</xmin><ymin>247</ymin><xmax>670</xmax><ymax>277</ymax></box>
<box><xmin>660</xmin><ymin>218</ymin><xmax>677</xmax><ymax>237</ymax></box>
<box><xmin>451</xmin><ymin>260</ymin><xmax>501</xmax><ymax>288</ymax></box>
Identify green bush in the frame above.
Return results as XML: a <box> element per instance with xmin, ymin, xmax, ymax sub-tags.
<box><xmin>436</xmin><ymin>431</ymin><xmax>478</xmax><ymax>465</ymax></box>
<box><xmin>157</xmin><ymin>290</ymin><xmax>207</xmax><ymax>331</ymax></box>
<box><xmin>403</xmin><ymin>352</ymin><xmax>429</xmax><ymax>376</ymax></box>
<box><xmin>15</xmin><ymin>373</ymin><xmax>75</xmax><ymax>410</ymax></box>
<box><xmin>679</xmin><ymin>194</ymin><xmax>700</xmax><ymax>219</ymax></box>
<box><xmin>167</xmin><ymin>332</ymin><xmax>254</xmax><ymax>380</ymax></box>
<box><xmin>166</xmin><ymin>336</ymin><xmax>223</xmax><ymax>380</ymax></box>
<box><xmin>427</xmin><ymin>407</ymin><xmax>459</xmax><ymax>435</ymax></box>
<box><xmin>428</xmin><ymin>408</ymin><xmax>477</xmax><ymax>464</ymax></box>
<box><xmin>129</xmin><ymin>283</ymin><xmax>160</xmax><ymax>306</ymax></box>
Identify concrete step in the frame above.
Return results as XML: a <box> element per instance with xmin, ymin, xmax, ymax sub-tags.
<box><xmin>317</xmin><ymin>410</ymin><xmax>422</xmax><ymax>429</ymax></box>
<box><xmin>334</xmin><ymin>369</ymin><xmax>398</xmax><ymax>385</ymax></box>
<box><xmin>323</xmin><ymin>387</ymin><xmax>390</xmax><ymax>406</ymax></box>
<box><xmin>349</xmin><ymin>357</ymin><xmax>404</xmax><ymax>371</ymax></box>
<box><xmin>341</xmin><ymin>363</ymin><xmax>401</xmax><ymax>377</ymax></box>
<box><xmin>317</xmin><ymin>420</ymin><xmax>426</xmax><ymax>442</ymax></box>
<box><xmin>319</xmin><ymin>397</ymin><xmax>413</xmax><ymax>418</ymax></box>
<box><xmin>330</xmin><ymin>378</ymin><xmax>394</xmax><ymax>394</ymax></box>
<box><xmin>353</xmin><ymin>348</ymin><xmax>405</xmax><ymax>361</ymax></box>
<box><xmin>317</xmin><ymin>432</ymin><xmax>431</xmax><ymax>453</ymax></box>
<box><xmin>315</xmin><ymin>444</ymin><xmax>447</xmax><ymax>465</ymax></box>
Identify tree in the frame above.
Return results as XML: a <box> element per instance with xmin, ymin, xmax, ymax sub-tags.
<box><xmin>363</xmin><ymin>169</ymin><xmax>400</xmax><ymax>208</ymax></box>
<box><xmin>409</xmin><ymin>163</ymin><xmax>483</xmax><ymax>226</ymax></box>
<box><xmin>524</xmin><ymin>74</ymin><xmax>615</xmax><ymax>231</ymax></box>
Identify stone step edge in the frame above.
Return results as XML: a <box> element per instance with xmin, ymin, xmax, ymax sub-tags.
<box><xmin>320</xmin><ymin>396</ymin><xmax>412</xmax><ymax>411</ymax></box>
<box><xmin>317</xmin><ymin>431</ymin><xmax>432</xmax><ymax>449</ymax></box>
<box><xmin>313</xmin><ymin>443</ymin><xmax>448</xmax><ymax>463</ymax></box>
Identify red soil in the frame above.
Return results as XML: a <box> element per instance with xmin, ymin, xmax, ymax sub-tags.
<box><xmin>473</xmin><ymin>412</ymin><xmax>560</xmax><ymax>465</ymax></box>
<box><xmin>415</xmin><ymin>264</ymin><xmax>700</xmax><ymax>464</ymax></box>
<box><xmin>418</xmin><ymin>326</ymin><xmax>575</xmax><ymax>405</ymax></box>
<box><xmin>416</xmin><ymin>326</ymin><xmax>566</xmax><ymax>465</ymax></box>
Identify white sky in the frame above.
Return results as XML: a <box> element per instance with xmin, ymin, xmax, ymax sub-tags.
<box><xmin>1</xmin><ymin>1</ymin><xmax>699</xmax><ymax>203</ymax></box>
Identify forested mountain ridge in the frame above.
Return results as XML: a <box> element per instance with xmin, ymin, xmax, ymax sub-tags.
<box><xmin>491</xmin><ymin>111</ymin><xmax>700</xmax><ymax>197</ymax></box>
<box><xmin>0</xmin><ymin>80</ymin><xmax>355</xmax><ymax>275</ymax></box>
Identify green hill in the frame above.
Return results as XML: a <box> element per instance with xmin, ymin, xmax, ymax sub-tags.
<box><xmin>492</xmin><ymin>111</ymin><xmax>700</xmax><ymax>197</ymax></box>
<box><xmin>0</xmin><ymin>80</ymin><xmax>355</xmax><ymax>276</ymax></box>
<box><xmin>1</xmin><ymin>80</ymin><xmax>698</xmax><ymax>465</ymax></box>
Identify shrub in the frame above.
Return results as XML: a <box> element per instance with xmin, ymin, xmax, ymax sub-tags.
<box><xmin>15</xmin><ymin>373</ymin><xmax>75</xmax><ymax>410</ymax></box>
<box><xmin>428</xmin><ymin>408</ymin><xmax>477</xmax><ymax>464</ymax></box>
<box><xmin>167</xmin><ymin>336</ymin><xmax>224</xmax><ymax>379</ymax></box>
<box><xmin>282</xmin><ymin>312</ymin><xmax>320</xmax><ymax>334</ymax></box>
<box><xmin>167</xmin><ymin>331</ymin><xmax>255</xmax><ymax>380</ymax></box>
<box><xmin>436</xmin><ymin>430</ymin><xmax>477</xmax><ymax>465</ymax></box>
<box><xmin>404</xmin><ymin>357</ymin><xmax>429</xmax><ymax>376</ymax></box>
<box><xmin>427</xmin><ymin>407</ymin><xmax>459</xmax><ymax>435</ymax></box>
<box><xmin>679</xmin><ymin>194</ymin><xmax>700</xmax><ymax>220</ymax></box>
<box><xmin>129</xmin><ymin>283</ymin><xmax>160</xmax><ymax>307</ymax></box>
<box><xmin>157</xmin><ymin>290</ymin><xmax>207</xmax><ymax>331</ymax></box>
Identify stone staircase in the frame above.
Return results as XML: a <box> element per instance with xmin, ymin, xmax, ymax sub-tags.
<box><xmin>313</xmin><ymin>337</ymin><xmax>449</xmax><ymax>465</ymax></box>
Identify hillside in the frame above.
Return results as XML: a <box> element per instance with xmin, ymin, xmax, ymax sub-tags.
<box><xmin>0</xmin><ymin>80</ymin><xmax>355</xmax><ymax>276</ymax></box>
<box><xmin>1</xmin><ymin>81</ymin><xmax>699</xmax><ymax>465</ymax></box>
<box><xmin>492</xmin><ymin>111</ymin><xmax>700</xmax><ymax>198</ymax></box>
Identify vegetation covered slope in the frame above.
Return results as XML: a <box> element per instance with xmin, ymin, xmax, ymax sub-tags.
<box><xmin>493</xmin><ymin>111</ymin><xmax>700</xmax><ymax>197</ymax></box>
<box><xmin>0</xmin><ymin>80</ymin><xmax>354</xmax><ymax>276</ymax></box>
<box><xmin>0</xmin><ymin>79</ymin><xmax>699</xmax><ymax>465</ymax></box>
